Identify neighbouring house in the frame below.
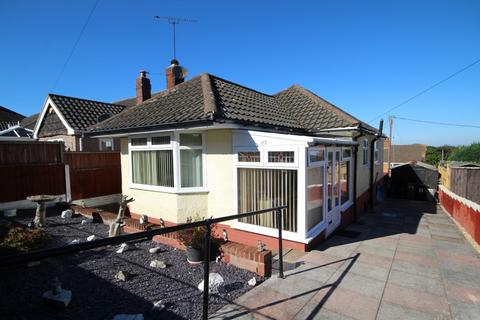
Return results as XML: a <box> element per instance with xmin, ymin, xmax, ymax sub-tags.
<box><xmin>20</xmin><ymin>113</ymin><xmax>39</xmax><ymax>131</ymax></box>
<box><xmin>0</xmin><ymin>106</ymin><xmax>34</xmax><ymax>140</ymax></box>
<box><xmin>389</xmin><ymin>161</ymin><xmax>438</xmax><ymax>201</ymax></box>
<box><xmin>86</xmin><ymin>59</ymin><xmax>386</xmax><ymax>251</ymax></box>
<box><xmin>33</xmin><ymin>94</ymin><xmax>127</xmax><ymax>151</ymax></box>
<box><xmin>383</xmin><ymin>141</ymin><xmax>427</xmax><ymax>167</ymax></box>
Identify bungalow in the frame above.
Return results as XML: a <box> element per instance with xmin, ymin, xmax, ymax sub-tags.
<box><xmin>33</xmin><ymin>94</ymin><xmax>127</xmax><ymax>151</ymax></box>
<box><xmin>88</xmin><ymin>60</ymin><xmax>387</xmax><ymax>251</ymax></box>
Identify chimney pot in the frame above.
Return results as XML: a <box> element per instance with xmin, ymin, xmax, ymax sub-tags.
<box><xmin>136</xmin><ymin>70</ymin><xmax>151</xmax><ymax>105</ymax></box>
<box><xmin>166</xmin><ymin>59</ymin><xmax>186</xmax><ymax>90</ymax></box>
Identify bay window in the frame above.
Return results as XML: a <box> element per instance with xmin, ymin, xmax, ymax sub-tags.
<box><xmin>129</xmin><ymin>132</ymin><xmax>204</xmax><ymax>192</ymax></box>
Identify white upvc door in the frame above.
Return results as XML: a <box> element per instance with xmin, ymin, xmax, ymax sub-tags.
<box><xmin>325</xmin><ymin>147</ymin><xmax>342</xmax><ymax>237</ymax></box>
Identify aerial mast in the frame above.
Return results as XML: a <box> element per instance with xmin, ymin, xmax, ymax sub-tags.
<box><xmin>154</xmin><ymin>16</ymin><xmax>197</xmax><ymax>60</ymax></box>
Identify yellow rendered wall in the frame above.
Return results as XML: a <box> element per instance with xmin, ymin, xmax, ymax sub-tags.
<box><xmin>119</xmin><ymin>130</ymin><xmax>234</xmax><ymax>224</ymax></box>
<box><xmin>205</xmin><ymin>129</ymin><xmax>235</xmax><ymax>224</ymax></box>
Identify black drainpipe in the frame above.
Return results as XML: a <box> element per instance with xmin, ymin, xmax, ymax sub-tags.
<box><xmin>352</xmin><ymin>133</ymin><xmax>362</xmax><ymax>222</ymax></box>
<box><xmin>369</xmin><ymin>120</ymin><xmax>384</xmax><ymax>211</ymax></box>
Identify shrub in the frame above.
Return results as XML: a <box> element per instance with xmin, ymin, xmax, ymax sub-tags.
<box><xmin>0</xmin><ymin>224</ymin><xmax>50</xmax><ymax>253</ymax></box>
<box><xmin>176</xmin><ymin>214</ymin><xmax>214</xmax><ymax>250</ymax></box>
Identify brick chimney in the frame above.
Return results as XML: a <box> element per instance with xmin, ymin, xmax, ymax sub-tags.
<box><xmin>136</xmin><ymin>70</ymin><xmax>151</xmax><ymax>105</ymax></box>
<box><xmin>165</xmin><ymin>59</ymin><xmax>186</xmax><ymax>90</ymax></box>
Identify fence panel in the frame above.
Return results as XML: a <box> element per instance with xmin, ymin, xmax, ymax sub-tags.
<box><xmin>0</xmin><ymin>141</ymin><xmax>63</xmax><ymax>165</ymax></box>
<box><xmin>450</xmin><ymin>167</ymin><xmax>480</xmax><ymax>204</ymax></box>
<box><xmin>65</xmin><ymin>152</ymin><xmax>121</xmax><ymax>200</ymax></box>
<box><xmin>0</xmin><ymin>164</ymin><xmax>66</xmax><ymax>202</ymax></box>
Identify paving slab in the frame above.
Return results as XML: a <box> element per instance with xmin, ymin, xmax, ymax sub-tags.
<box><xmin>387</xmin><ymin>269</ymin><xmax>446</xmax><ymax>296</ymax></box>
<box><xmin>376</xmin><ymin>302</ymin><xmax>449</xmax><ymax>320</ymax></box>
<box><xmin>211</xmin><ymin>199</ymin><xmax>480</xmax><ymax>319</ymax></box>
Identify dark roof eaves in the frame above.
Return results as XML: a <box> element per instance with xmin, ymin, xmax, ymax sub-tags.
<box><xmin>88</xmin><ymin>119</ymin><xmax>215</xmax><ymax>136</ymax></box>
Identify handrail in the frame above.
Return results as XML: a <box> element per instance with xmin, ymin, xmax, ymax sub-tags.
<box><xmin>0</xmin><ymin>205</ymin><xmax>288</xmax><ymax>320</ymax></box>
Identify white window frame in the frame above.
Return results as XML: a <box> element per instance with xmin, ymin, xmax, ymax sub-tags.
<box><xmin>307</xmin><ymin>146</ymin><xmax>326</xmax><ymax>167</ymax></box>
<box><xmin>177</xmin><ymin>132</ymin><xmax>207</xmax><ymax>192</ymax></box>
<box><xmin>233</xmin><ymin>143</ymin><xmax>304</xmax><ymax>243</ymax></box>
<box><xmin>128</xmin><ymin>131</ymin><xmax>207</xmax><ymax>194</ymax></box>
<box><xmin>374</xmin><ymin>140</ymin><xmax>379</xmax><ymax>165</ymax></box>
<box><xmin>340</xmin><ymin>147</ymin><xmax>354</xmax><ymax>211</ymax></box>
<box><xmin>235</xmin><ymin>147</ymin><xmax>263</xmax><ymax>167</ymax></box>
<box><xmin>362</xmin><ymin>138</ymin><xmax>369</xmax><ymax>166</ymax></box>
<box><xmin>99</xmin><ymin>138</ymin><xmax>114</xmax><ymax>151</ymax></box>
<box><xmin>305</xmin><ymin>146</ymin><xmax>327</xmax><ymax>237</ymax></box>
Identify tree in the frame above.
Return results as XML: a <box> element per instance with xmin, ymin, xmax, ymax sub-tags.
<box><xmin>425</xmin><ymin>145</ymin><xmax>456</xmax><ymax>166</ymax></box>
<box><xmin>448</xmin><ymin>142</ymin><xmax>480</xmax><ymax>163</ymax></box>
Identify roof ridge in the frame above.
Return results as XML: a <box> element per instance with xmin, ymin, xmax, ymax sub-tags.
<box><xmin>48</xmin><ymin>93</ymin><xmax>126</xmax><ymax>108</ymax></box>
<box><xmin>207</xmin><ymin>73</ymin><xmax>274</xmax><ymax>97</ymax></box>
<box><xmin>200</xmin><ymin>74</ymin><xmax>218</xmax><ymax>119</ymax></box>
<box><xmin>289</xmin><ymin>85</ymin><xmax>359</xmax><ymax>124</ymax></box>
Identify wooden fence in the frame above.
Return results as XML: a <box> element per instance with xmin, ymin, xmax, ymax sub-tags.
<box><xmin>64</xmin><ymin>152</ymin><xmax>121</xmax><ymax>201</ymax></box>
<box><xmin>0</xmin><ymin>141</ymin><xmax>121</xmax><ymax>204</ymax></box>
<box><xmin>0</xmin><ymin>141</ymin><xmax>65</xmax><ymax>203</ymax></box>
<box><xmin>0</xmin><ymin>141</ymin><xmax>63</xmax><ymax>165</ymax></box>
<box><xmin>450</xmin><ymin>167</ymin><xmax>480</xmax><ymax>204</ymax></box>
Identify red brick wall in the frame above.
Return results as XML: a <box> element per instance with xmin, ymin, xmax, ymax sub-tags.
<box><xmin>439</xmin><ymin>187</ymin><xmax>480</xmax><ymax>245</ymax></box>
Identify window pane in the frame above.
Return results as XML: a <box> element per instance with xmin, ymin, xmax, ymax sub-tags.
<box><xmin>238</xmin><ymin>168</ymin><xmax>297</xmax><ymax>232</ymax></box>
<box><xmin>152</xmin><ymin>136</ymin><xmax>171</xmax><ymax>145</ymax></box>
<box><xmin>180</xmin><ymin>133</ymin><xmax>202</xmax><ymax>147</ymax></box>
<box><xmin>181</xmin><ymin>149</ymin><xmax>203</xmax><ymax>187</ymax></box>
<box><xmin>238</xmin><ymin>151</ymin><xmax>260</xmax><ymax>162</ymax></box>
<box><xmin>307</xmin><ymin>167</ymin><xmax>324</xmax><ymax>230</ymax></box>
<box><xmin>308</xmin><ymin>148</ymin><xmax>324</xmax><ymax>163</ymax></box>
<box><xmin>100</xmin><ymin>139</ymin><xmax>113</xmax><ymax>151</ymax></box>
<box><xmin>132</xmin><ymin>150</ymin><xmax>173</xmax><ymax>187</ymax></box>
<box><xmin>341</xmin><ymin>160</ymin><xmax>350</xmax><ymax>204</ymax></box>
<box><xmin>268</xmin><ymin>151</ymin><xmax>294</xmax><ymax>163</ymax></box>
<box><xmin>342</xmin><ymin>148</ymin><xmax>351</xmax><ymax>159</ymax></box>
<box><xmin>131</xmin><ymin>138</ymin><xmax>147</xmax><ymax>146</ymax></box>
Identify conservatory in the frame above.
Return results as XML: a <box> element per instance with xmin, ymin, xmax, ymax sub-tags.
<box><xmin>231</xmin><ymin>130</ymin><xmax>357</xmax><ymax>243</ymax></box>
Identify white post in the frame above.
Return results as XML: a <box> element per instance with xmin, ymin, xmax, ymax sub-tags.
<box><xmin>65</xmin><ymin>164</ymin><xmax>71</xmax><ymax>203</ymax></box>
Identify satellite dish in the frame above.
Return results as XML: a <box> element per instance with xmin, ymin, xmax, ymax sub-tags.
<box><xmin>97</xmin><ymin>113</ymin><xmax>112</xmax><ymax>123</ymax></box>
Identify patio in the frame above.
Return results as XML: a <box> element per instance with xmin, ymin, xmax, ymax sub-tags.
<box><xmin>212</xmin><ymin>198</ymin><xmax>480</xmax><ymax>320</ymax></box>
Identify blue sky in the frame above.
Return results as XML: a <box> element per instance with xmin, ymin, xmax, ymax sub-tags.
<box><xmin>0</xmin><ymin>0</ymin><xmax>479</xmax><ymax>146</ymax></box>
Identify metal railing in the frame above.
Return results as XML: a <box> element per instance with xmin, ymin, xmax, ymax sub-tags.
<box><xmin>0</xmin><ymin>205</ymin><xmax>288</xmax><ymax>320</ymax></box>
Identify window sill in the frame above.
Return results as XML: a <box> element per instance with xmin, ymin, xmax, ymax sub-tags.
<box><xmin>129</xmin><ymin>184</ymin><xmax>209</xmax><ymax>195</ymax></box>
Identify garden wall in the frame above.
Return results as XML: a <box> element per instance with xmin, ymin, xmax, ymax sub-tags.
<box><xmin>439</xmin><ymin>185</ymin><xmax>480</xmax><ymax>245</ymax></box>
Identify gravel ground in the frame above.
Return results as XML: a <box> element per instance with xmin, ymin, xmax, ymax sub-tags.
<box><xmin>0</xmin><ymin>208</ymin><xmax>257</xmax><ymax>320</ymax></box>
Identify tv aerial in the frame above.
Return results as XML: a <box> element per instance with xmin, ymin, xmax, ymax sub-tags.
<box><xmin>154</xmin><ymin>16</ymin><xmax>197</xmax><ymax>60</ymax></box>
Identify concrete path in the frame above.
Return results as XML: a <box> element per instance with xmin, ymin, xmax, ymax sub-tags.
<box><xmin>212</xmin><ymin>199</ymin><xmax>480</xmax><ymax>320</ymax></box>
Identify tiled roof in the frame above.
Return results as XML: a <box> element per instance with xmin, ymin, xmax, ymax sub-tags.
<box><xmin>90</xmin><ymin>75</ymin><xmax>210</xmax><ymax>132</ymax></box>
<box><xmin>48</xmin><ymin>94</ymin><xmax>126</xmax><ymax>132</ymax></box>
<box><xmin>113</xmin><ymin>92</ymin><xmax>165</xmax><ymax>108</ymax></box>
<box><xmin>0</xmin><ymin>106</ymin><xmax>25</xmax><ymax>131</ymax></box>
<box><xmin>90</xmin><ymin>73</ymin><xmax>377</xmax><ymax>135</ymax></box>
<box><xmin>20</xmin><ymin>113</ymin><xmax>39</xmax><ymax>130</ymax></box>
